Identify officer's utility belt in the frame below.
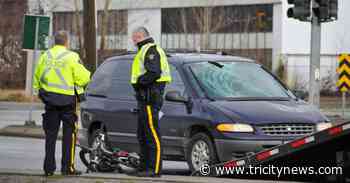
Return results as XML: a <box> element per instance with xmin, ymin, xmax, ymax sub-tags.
<box><xmin>135</xmin><ymin>82</ymin><xmax>165</xmax><ymax>103</ymax></box>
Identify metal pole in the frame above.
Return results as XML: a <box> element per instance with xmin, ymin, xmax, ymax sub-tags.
<box><xmin>309</xmin><ymin>0</ymin><xmax>322</xmax><ymax>108</ymax></box>
<box><xmin>27</xmin><ymin>17</ymin><xmax>40</xmax><ymax>125</ymax></box>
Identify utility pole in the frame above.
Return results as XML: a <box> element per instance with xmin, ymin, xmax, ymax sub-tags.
<box><xmin>83</xmin><ymin>0</ymin><xmax>97</xmax><ymax>73</ymax></box>
<box><xmin>309</xmin><ymin>0</ymin><xmax>321</xmax><ymax>108</ymax></box>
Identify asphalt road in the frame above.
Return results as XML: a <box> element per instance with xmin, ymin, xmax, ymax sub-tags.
<box><xmin>0</xmin><ymin>102</ymin><xmax>43</xmax><ymax>129</ymax></box>
<box><xmin>0</xmin><ymin>136</ymin><xmax>190</xmax><ymax>175</ymax></box>
<box><xmin>0</xmin><ymin>136</ymin><xmax>309</xmax><ymax>183</ymax></box>
<box><xmin>0</xmin><ymin>110</ymin><xmax>43</xmax><ymax>129</ymax></box>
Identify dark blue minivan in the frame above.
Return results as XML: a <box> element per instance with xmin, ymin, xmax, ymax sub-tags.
<box><xmin>80</xmin><ymin>53</ymin><xmax>332</xmax><ymax>172</ymax></box>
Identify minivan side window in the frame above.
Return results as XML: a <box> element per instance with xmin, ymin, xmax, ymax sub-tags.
<box><xmin>108</xmin><ymin>60</ymin><xmax>135</xmax><ymax>100</ymax></box>
<box><xmin>165</xmin><ymin>64</ymin><xmax>186</xmax><ymax>96</ymax></box>
<box><xmin>86</xmin><ymin>61</ymin><xmax>118</xmax><ymax>97</ymax></box>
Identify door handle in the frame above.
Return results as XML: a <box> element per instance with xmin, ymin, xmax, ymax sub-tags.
<box><xmin>131</xmin><ymin>108</ymin><xmax>139</xmax><ymax>113</ymax></box>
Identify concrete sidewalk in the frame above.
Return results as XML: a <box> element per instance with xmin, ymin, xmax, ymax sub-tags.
<box><xmin>0</xmin><ymin>168</ymin><xmax>299</xmax><ymax>183</ymax></box>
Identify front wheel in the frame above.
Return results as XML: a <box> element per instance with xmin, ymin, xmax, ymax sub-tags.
<box><xmin>186</xmin><ymin>133</ymin><xmax>218</xmax><ymax>172</ymax></box>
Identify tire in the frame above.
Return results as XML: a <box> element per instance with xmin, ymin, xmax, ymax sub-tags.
<box><xmin>186</xmin><ymin>132</ymin><xmax>218</xmax><ymax>172</ymax></box>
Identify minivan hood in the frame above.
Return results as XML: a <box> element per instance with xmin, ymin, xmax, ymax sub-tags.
<box><xmin>208</xmin><ymin>100</ymin><xmax>327</xmax><ymax>124</ymax></box>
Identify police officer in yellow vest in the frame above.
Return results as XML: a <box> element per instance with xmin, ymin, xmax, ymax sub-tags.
<box><xmin>130</xmin><ymin>27</ymin><xmax>171</xmax><ymax>177</ymax></box>
<box><xmin>33</xmin><ymin>31</ymin><xmax>90</xmax><ymax>176</ymax></box>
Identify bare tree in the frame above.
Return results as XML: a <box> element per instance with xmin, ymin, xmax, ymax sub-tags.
<box><xmin>73</xmin><ymin>0</ymin><xmax>85</xmax><ymax>58</ymax></box>
<box><xmin>100</xmin><ymin>0</ymin><xmax>112</xmax><ymax>51</ymax></box>
<box><xmin>0</xmin><ymin>1</ymin><xmax>27</xmax><ymax>88</ymax></box>
<box><xmin>0</xmin><ymin>35</ymin><xmax>22</xmax><ymax>73</ymax></box>
<box><xmin>166</xmin><ymin>6</ymin><xmax>239</xmax><ymax>50</ymax></box>
<box><xmin>190</xmin><ymin>7</ymin><xmax>216</xmax><ymax>50</ymax></box>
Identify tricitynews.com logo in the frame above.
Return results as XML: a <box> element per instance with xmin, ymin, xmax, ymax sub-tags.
<box><xmin>199</xmin><ymin>164</ymin><xmax>343</xmax><ymax>178</ymax></box>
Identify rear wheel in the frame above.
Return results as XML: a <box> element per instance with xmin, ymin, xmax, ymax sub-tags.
<box><xmin>186</xmin><ymin>132</ymin><xmax>218</xmax><ymax>172</ymax></box>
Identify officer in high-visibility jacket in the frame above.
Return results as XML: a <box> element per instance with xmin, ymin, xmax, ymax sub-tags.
<box><xmin>130</xmin><ymin>27</ymin><xmax>171</xmax><ymax>177</ymax></box>
<box><xmin>33</xmin><ymin>31</ymin><xmax>90</xmax><ymax>176</ymax></box>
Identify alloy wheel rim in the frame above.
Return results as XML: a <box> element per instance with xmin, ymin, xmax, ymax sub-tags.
<box><xmin>191</xmin><ymin>140</ymin><xmax>210</xmax><ymax>170</ymax></box>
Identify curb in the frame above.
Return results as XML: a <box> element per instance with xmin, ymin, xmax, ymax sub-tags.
<box><xmin>0</xmin><ymin>169</ymin><xmax>208</xmax><ymax>183</ymax></box>
<box><xmin>0</xmin><ymin>101</ymin><xmax>44</xmax><ymax>110</ymax></box>
<box><xmin>0</xmin><ymin>125</ymin><xmax>61</xmax><ymax>140</ymax></box>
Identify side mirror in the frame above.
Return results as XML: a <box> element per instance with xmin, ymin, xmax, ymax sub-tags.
<box><xmin>293</xmin><ymin>90</ymin><xmax>308</xmax><ymax>100</ymax></box>
<box><xmin>165</xmin><ymin>90</ymin><xmax>187</xmax><ymax>103</ymax></box>
<box><xmin>165</xmin><ymin>90</ymin><xmax>193</xmax><ymax>114</ymax></box>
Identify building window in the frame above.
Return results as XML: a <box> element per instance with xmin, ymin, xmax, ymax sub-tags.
<box><xmin>162</xmin><ymin>4</ymin><xmax>273</xmax><ymax>34</ymax></box>
<box><xmin>161</xmin><ymin>4</ymin><xmax>274</xmax><ymax>69</ymax></box>
<box><xmin>52</xmin><ymin>10</ymin><xmax>127</xmax><ymax>50</ymax></box>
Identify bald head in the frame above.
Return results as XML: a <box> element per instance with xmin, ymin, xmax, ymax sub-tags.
<box><xmin>132</xmin><ymin>26</ymin><xmax>150</xmax><ymax>45</ymax></box>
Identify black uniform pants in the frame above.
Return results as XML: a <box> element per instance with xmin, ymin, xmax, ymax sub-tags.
<box><xmin>42</xmin><ymin>103</ymin><xmax>78</xmax><ymax>173</ymax></box>
<box><xmin>136</xmin><ymin>87</ymin><xmax>164</xmax><ymax>175</ymax></box>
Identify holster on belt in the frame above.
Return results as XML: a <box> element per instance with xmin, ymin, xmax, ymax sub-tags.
<box><xmin>136</xmin><ymin>88</ymin><xmax>152</xmax><ymax>104</ymax></box>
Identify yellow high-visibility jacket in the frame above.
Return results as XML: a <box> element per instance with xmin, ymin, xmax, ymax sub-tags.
<box><xmin>131</xmin><ymin>43</ymin><xmax>171</xmax><ymax>84</ymax></box>
<box><xmin>33</xmin><ymin>45</ymin><xmax>90</xmax><ymax>96</ymax></box>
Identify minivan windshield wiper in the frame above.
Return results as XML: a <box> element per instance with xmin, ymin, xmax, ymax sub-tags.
<box><xmin>87</xmin><ymin>94</ymin><xmax>107</xmax><ymax>98</ymax></box>
<box><xmin>208</xmin><ymin>61</ymin><xmax>224</xmax><ymax>68</ymax></box>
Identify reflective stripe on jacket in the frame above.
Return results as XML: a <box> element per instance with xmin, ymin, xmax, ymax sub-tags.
<box><xmin>33</xmin><ymin>45</ymin><xmax>90</xmax><ymax>96</ymax></box>
<box><xmin>131</xmin><ymin>43</ymin><xmax>171</xmax><ymax>84</ymax></box>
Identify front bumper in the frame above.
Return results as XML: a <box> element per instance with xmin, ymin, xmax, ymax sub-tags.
<box><xmin>214</xmin><ymin>139</ymin><xmax>287</xmax><ymax>162</ymax></box>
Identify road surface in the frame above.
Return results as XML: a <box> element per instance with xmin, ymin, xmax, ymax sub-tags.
<box><xmin>0</xmin><ymin>102</ymin><xmax>43</xmax><ymax>129</ymax></box>
<box><xmin>0</xmin><ymin>136</ymin><xmax>189</xmax><ymax>175</ymax></box>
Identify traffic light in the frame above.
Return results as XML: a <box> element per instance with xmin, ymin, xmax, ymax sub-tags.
<box><xmin>329</xmin><ymin>0</ymin><xmax>338</xmax><ymax>19</ymax></box>
<box><xmin>315</xmin><ymin>0</ymin><xmax>330</xmax><ymax>20</ymax></box>
<box><xmin>287</xmin><ymin>0</ymin><xmax>311</xmax><ymax>21</ymax></box>
<box><xmin>314</xmin><ymin>0</ymin><xmax>338</xmax><ymax>22</ymax></box>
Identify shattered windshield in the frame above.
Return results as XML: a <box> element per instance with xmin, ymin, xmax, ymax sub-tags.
<box><xmin>189</xmin><ymin>61</ymin><xmax>290</xmax><ymax>100</ymax></box>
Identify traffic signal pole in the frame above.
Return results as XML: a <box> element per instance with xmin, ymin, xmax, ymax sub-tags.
<box><xmin>309</xmin><ymin>0</ymin><xmax>322</xmax><ymax>108</ymax></box>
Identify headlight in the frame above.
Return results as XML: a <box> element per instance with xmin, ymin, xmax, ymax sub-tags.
<box><xmin>316</xmin><ymin>122</ymin><xmax>332</xmax><ymax>132</ymax></box>
<box><xmin>216</xmin><ymin>123</ymin><xmax>254</xmax><ymax>133</ymax></box>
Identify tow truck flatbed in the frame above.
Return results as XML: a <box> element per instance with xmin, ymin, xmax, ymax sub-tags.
<box><xmin>195</xmin><ymin>121</ymin><xmax>350</xmax><ymax>182</ymax></box>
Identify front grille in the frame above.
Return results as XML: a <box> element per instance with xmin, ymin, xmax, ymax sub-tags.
<box><xmin>258</xmin><ymin>124</ymin><xmax>315</xmax><ymax>136</ymax></box>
